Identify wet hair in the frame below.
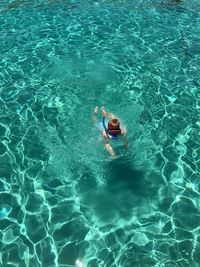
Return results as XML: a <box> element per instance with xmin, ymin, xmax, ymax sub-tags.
<box><xmin>108</xmin><ymin>118</ymin><xmax>120</xmax><ymax>130</ymax></box>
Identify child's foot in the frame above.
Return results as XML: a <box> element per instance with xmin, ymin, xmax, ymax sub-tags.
<box><xmin>111</xmin><ymin>154</ymin><xmax>119</xmax><ymax>160</ymax></box>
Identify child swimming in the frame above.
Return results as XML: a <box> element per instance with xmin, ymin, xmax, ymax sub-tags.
<box><xmin>93</xmin><ymin>106</ymin><xmax>128</xmax><ymax>157</ymax></box>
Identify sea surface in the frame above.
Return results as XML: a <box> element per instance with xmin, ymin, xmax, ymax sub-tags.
<box><xmin>0</xmin><ymin>0</ymin><xmax>200</xmax><ymax>266</ymax></box>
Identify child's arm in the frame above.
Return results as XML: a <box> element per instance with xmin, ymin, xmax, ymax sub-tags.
<box><xmin>101</xmin><ymin>107</ymin><xmax>116</xmax><ymax>120</ymax></box>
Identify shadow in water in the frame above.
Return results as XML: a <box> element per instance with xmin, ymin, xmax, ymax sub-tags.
<box><xmin>107</xmin><ymin>156</ymin><xmax>145</xmax><ymax>197</ymax></box>
<box><xmin>80</xmin><ymin>154</ymin><xmax>159</xmax><ymax>223</ymax></box>
<box><xmin>90</xmin><ymin>156</ymin><xmax>154</xmax><ymax>222</ymax></box>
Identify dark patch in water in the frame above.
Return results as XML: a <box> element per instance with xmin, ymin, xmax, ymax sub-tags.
<box><xmin>107</xmin><ymin>157</ymin><xmax>144</xmax><ymax>196</ymax></box>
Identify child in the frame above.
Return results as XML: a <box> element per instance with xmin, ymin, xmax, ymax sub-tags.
<box><xmin>93</xmin><ymin>106</ymin><xmax>128</xmax><ymax>157</ymax></box>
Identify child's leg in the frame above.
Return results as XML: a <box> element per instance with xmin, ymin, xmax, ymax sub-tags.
<box><xmin>102</xmin><ymin>131</ymin><xmax>116</xmax><ymax>156</ymax></box>
<box><xmin>105</xmin><ymin>143</ymin><xmax>116</xmax><ymax>157</ymax></box>
<box><xmin>120</xmin><ymin>133</ymin><xmax>128</xmax><ymax>149</ymax></box>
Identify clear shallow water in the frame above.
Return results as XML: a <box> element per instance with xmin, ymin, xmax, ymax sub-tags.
<box><xmin>0</xmin><ymin>0</ymin><xmax>200</xmax><ymax>266</ymax></box>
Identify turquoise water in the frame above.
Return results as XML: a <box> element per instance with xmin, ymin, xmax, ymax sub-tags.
<box><xmin>0</xmin><ymin>0</ymin><xmax>200</xmax><ymax>266</ymax></box>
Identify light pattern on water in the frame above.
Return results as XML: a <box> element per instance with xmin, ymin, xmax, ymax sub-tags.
<box><xmin>0</xmin><ymin>0</ymin><xmax>200</xmax><ymax>266</ymax></box>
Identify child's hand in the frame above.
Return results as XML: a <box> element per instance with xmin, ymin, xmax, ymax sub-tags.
<box><xmin>94</xmin><ymin>106</ymin><xmax>98</xmax><ymax>114</ymax></box>
<box><xmin>101</xmin><ymin>107</ymin><xmax>107</xmax><ymax>117</ymax></box>
<box><xmin>101</xmin><ymin>106</ymin><xmax>106</xmax><ymax>113</ymax></box>
<box><xmin>121</xmin><ymin>128</ymin><xmax>127</xmax><ymax>134</ymax></box>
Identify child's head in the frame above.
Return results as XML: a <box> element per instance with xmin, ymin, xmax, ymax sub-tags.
<box><xmin>108</xmin><ymin>118</ymin><xmax>120</xmax><ymax>130</ymax></box>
